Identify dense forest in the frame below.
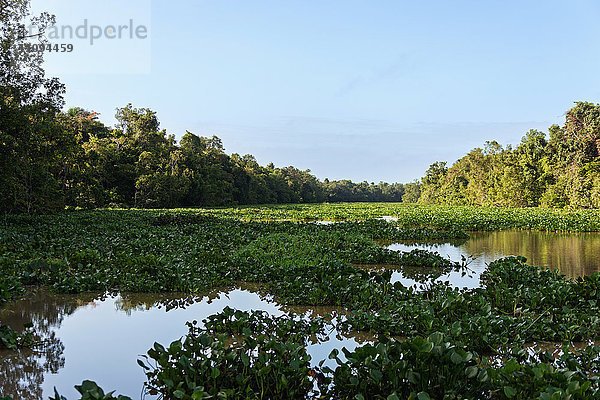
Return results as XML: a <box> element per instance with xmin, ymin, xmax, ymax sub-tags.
<box><xmin>0</xmin><ymin>1</ymin><xmax>406</xmax><ymax>213</ymax></box>
<box><xmin>0</xmin><ymin>103</ymin><xmax>406</xmax><ymax>212</ymax></box>
<box><xmin>415</xmin><ymin>101</ymin><xmax>600</xmax><ymax>208</ymax></box>
<box><xmin>2</xmin><ymin>1</ymin><xmax>600</xmax><ymax>213</ymax></box>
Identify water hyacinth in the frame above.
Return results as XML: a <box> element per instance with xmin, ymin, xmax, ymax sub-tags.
<box><xmin>1</xmin><ymin>205</ymin><xmax>600</xmax><ymax>398</ymax></box>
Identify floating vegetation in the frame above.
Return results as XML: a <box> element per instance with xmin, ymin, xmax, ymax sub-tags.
<box><xmin>138</xmin><ymin>308</ymin><xmax>600</xmax><ymax>400</ymax></box>
<box><xmin>1</xmin><ymin>205</ymin><xmax>600</xmax><ymax>398</ymax></box>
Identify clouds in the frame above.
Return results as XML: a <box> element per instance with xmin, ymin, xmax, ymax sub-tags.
<box><xmin>336</xmin><ymin>54</ymin><xmax>412</xmax><ymax>97</ymax></box>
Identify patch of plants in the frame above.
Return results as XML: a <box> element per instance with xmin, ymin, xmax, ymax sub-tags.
<box><xmin>341</xmin><ymin>257</ymin><xmax>600</xmax><ymax>354</ymax></box>
<box><xmin>139</xmin><ymin>309</ymin><xmax>600</xmax><ymax>399</ymax></box>
<box><xmin>0</xmin><ymin>322</ymin><xmax>35</xmax><ymax>350</ymax></box>
<box><xmin>205</xmin><ymin>203</ymin><xmax>600</xmax><ymax>232</ymax></box>
<box><xmin>139</xmin><ymin>307</ymin><xmax>328</xmax><ymax>399</ymax></box>
<box><xmin>2</xmin><ymin>206</ymin><xmax>600</xmax><ymax>398</ymax></box>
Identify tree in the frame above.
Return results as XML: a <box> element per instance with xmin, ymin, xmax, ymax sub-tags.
<box><xmin>402</xmin><ymin>181</ymin><xmax>421</xmax><ymax>203</ymax></box>
<box><xmin>0</xmin><ymin>0</ymin><xmax>67</xmax><ymax>212</ymax></box>
<box><xmin>419</xmin><ymin>161</ymin><xmax>447</xmax><ymax>203</ymax></box>
<box><xmin>564</xmin><ymin>102</ymin><xmax>600</xmax><ymax>164</ymax></box>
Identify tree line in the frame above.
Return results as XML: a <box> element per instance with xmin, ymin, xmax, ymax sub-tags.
<box><xmin>0</xmin><ymin>1</ymin><xmax>408</xmax><ymax>213</ymax></box>
<box><xmin>32</xmin><ymin>105</ymin><xmax>406</xmax><ymax>211</ymax></box>
<box><xmin>2</xmin><ymin>101</ymin><xmax>408</xmax><ymax>213</ymax></box>
<box><xmin>1</xmin><ymin>94</ymin><xmax>408</xmax><ymax>212</ymax></box>
<box><xmin>3</xmin><ymin>1</ymin><xmax>599</xmax><ymax>212</ymax></box>
<box><xmin>415</xmin><ymin>101</ymin><xmax>600</xmax><ymax>208</ymax></box>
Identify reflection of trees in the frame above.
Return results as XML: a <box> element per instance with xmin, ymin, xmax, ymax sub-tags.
<box><xmin>114</xmin><ymin>283</ymin><xmax>278</xmax><ymax>314</ymax></box>
<box><xmin>354</xmin><ymin>264</ymin><xmax>451</xmax><ymax>284</ymax></box>
<box><xmin>464</xmin><ymin>231</ymin><xmax>600</xmax><ymax>278</ymax></box>
<box><xmin>0</xmin><ymin>289</ymin><xmax>99</xmax><ymax>399</ymax></box>
<box><xmin>114</xmin><ymin>287</ymin><xmax>236</xmax><ymax>314</ymax></box>
<box><xmin>115</xmin><ymin>293</ymin><xmax>213</xmax><ymax>314</ymax></box>
<box><xmin>334</xmin><ymin>329</ymin><xmax>378</xmax><ymax>345</ymax></box>
<box><xmin>377</xmin><ymin>238</ymin><xmax>469</xmax><ymax>248</ymax></box>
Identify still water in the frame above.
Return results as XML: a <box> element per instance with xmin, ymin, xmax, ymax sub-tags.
<box><xmin>384</xmin><ymin>230</ymin><xmax>600</xmax><ymax>288</ymax></box>
<box><xmin>2</xmin><ymin>230</ymin><xmax>600</xmax><ymax>398</ymax></box>
<box><xmin>0</xmin><ymin>288</ymin><xmax>364</xmax><ymax>400</ymax></box>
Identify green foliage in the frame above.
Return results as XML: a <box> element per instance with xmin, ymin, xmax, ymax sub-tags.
<box><xmin>204</xmin><ymin>202</ymin><xmax>600</xmax><ymax>231</ymax></box>
<box><xmin>564</xmin><ymin>102</ymin><xmax>600</xmax><ymax>164</ymax></box>
<box><xmin>49</xmin><ymin>110</ymin><xmax>407</xmax><ymax>210</ymax></box>
<box><xmin>344</xmin><ymin>256</ymin><xmax>600</xmax><ymax>354</ymax></box>
<box><xmin>416</xmin><ymin>102</ymin><xmax>600</xmax><ymax>208</ymax></box>
<box><xmin>323</xmin><ymin>180</ymin><xmax>404</xmax><ymax>202</ymax></box>
<box><xmin>141</xmin><ymin>308</ymin><xmax>325</xmax><ymax>399</ymax></box>
<box><xmin>326</xmin><ymin>333</ymin><xmax>486</xmax><ymax>399</ymax></box>
<box><xmin>0</xmin><ymin>322</ymin><xmax>35</xmax><ymax>350</ymax></box>
<box><xmin>49</xmin><ymin>380</ymin><xmax>132</xmax><ymax>400</ymax></box>
<box><xmin>402</xmin><ymin>181</ymin><xmax>421</xmax><ymax>203</ymax></box>
<box><xmin>0</xmin><ymin>0</ymin><xmax>69</xmax><ymax>213</ymax></box>
<box><xmin>141</xmin><ymin>309</ymin><xmax>600</xmax><ymax>399</ymax></box>
<box><xmin>0</xmin><ymin>209</ymin><xmax>470</xmax><ymax>304</ymax></box>
<box><xmin>488</xmin><ymin>349</ymin><xmax>600</xmax><ymax>400</ymax></box>
<box><xmin>2</xmin><ymin>206</ymin><xmax>600</xmax><ymax>397</ymax></box>
<box><xmin>1</xmin><ymin>204</ymin><xmax>599</xmax><ymax>304</ymax></box>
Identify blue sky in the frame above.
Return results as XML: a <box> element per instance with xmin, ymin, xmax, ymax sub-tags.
<box><xmin>30</xmin><ymin>0</ymin><xmax>600</xmax><ymax>183</ymax></box>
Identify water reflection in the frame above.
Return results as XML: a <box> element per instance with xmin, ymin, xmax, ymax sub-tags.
<box><xmin>356</xmin><ymin>262</ymin><xmax>479</xmax><ymax>289</ymax></box>
<box><xmin>465</xmin><ymin>231</ymin><xmax>600</xmax><ymax>278</ymax></box>
<box><xmin>385</xmin><ymin>230</ymin><xmax>600</xmax><ymax>284</ymax></box>
<box><xmin>0</xmin><ymin>288</ymin><xmax>361</xmax><ymax>399</ymax></box>
<box><xmin>0</xmin><ymin>289</ymin><xmax>100</xmax><ymax>399</ymax></box>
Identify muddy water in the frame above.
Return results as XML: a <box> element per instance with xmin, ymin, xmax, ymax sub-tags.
<box><xmin>383</xmin><ymin>230</ymin><xmax>600</xmax><ymax>288</ymax></box>
<box><xmin>0</xmin><ymin>288</ymin><xmax>363</xmax><ymax>400</ymax></box>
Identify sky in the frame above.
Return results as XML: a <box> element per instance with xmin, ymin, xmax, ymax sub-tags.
<box><xmin>29</xmin><ymin>0</ymin><xmax>600</xmax><ymax>183</ymax></box>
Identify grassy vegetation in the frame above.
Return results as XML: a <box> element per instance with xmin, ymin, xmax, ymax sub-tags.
<box><xmin>204</xmin><ymin>203</ymin><xmax>600</xmax><ymax>231</ymax></box>
<box><xmin>2</xmin><ymin>204</ymin><xmax>600</xmax><ymax>398</ymax></box>
<box><xmin>0</xmin><ymin>208</ymin><xmax>469</xmax><ymax>305</ymax></box>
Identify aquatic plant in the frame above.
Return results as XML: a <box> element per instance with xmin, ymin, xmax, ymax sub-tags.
<box><xmin>2</xmin><ymin>205</ymin><xmax>600</xmax><ymax>397</ymax></box>
<box><xmin>0</xmin><ymin>322</ymin><xmax>35</xmax><ymax>350</ymax></box>
<box><xmin>140</xmin><ymin>308</ymin><xmax>327</xmax><ymax>399</ymax></box>
<box><xmin>141</xmin><ymin>309</ymin><xmax>600</xmax><ymax>399</ymax></box>
<box><xmin>49</xmin><ymin>380</ymin><xmax>132</xmax><ymax>400</ymax></box>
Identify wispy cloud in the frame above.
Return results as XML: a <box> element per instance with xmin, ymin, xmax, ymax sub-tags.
<box><xmin>335</xmin><ymin>54</ymin><xmax>412</xmax><ymax>97</ymax></box>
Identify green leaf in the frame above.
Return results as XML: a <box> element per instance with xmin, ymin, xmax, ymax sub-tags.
<box><xmin>137</xmin><ymin>359</ymin><xmax>149</xmax><ymax>370</ymax></box>
<box><xmin>370</xmin><ymin>369</ymin><xmax>383</xmax><ymax>382</ymax></box>
<box><xmin>417</xmin><ymin>392</ymin><xmax>431</xmax><ymax>400</ymax></box>
<box><xmin>504</xmin><ymin>386</ymin><xmax>517</xmax><ymax>398</ymax></box>
<box><xmin>465</xmin><ymin>366</ymin><xmax>478</xmax><ymax>378</ymax></box>
<box><xmin>290</xmin><ymin>359</ymin><xmax>299</xmax><ymax>370</ymax></box>
<box><xmin>240</xmin><ymin>353</ymin><xmax>250</xmax><ymax>367</ymax></box>
<box><xmin>450</xmin><ymin>351</ymin><xmax>463</xmax><ymax>364</ymax></box>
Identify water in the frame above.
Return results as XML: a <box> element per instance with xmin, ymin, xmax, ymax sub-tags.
<box><xmin>2</xmin><ymin>229</ymin><xmax>600</xmax><ymax>398</ymax></box>
<box><xmin>0</xmin><ymin>288</ymin><xmax>364</xmax><ymax>400</ymax></box>
<box><xmin>382</xmin><ymin>230</ymin><xmax>600</xmax><ymax>288</ymax></box>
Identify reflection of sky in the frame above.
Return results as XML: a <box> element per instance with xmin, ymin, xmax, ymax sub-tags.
<box><xmin>386</xmin><ymin>230</ymin><xmax>600</xmax><ymax>288</ymax></box>
<box><xmin>1</xmin><ymin>290</ymin><xmax>363</xmax><ymax>400</ymax></box>
<box><xmin>42</xmin><ymin>290</ymin><xmax>278</xmax><ymax>399</ymax></box>
<box><xmin>386</xmin><ymin>242</ymin><xmax>502</xmax><ymax>289</ymax></box>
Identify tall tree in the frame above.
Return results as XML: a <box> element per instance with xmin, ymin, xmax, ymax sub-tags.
<box><xmin>0</xmin><ymin>0</ymin><xmax>67</xmax><ymax>212</ymax></box>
